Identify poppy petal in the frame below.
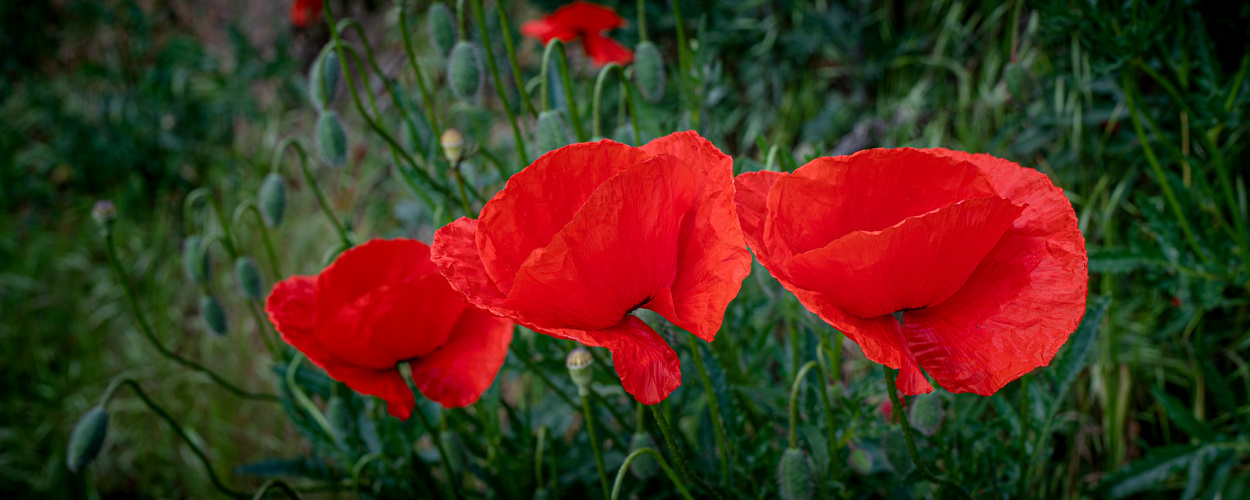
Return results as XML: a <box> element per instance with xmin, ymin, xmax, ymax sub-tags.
<box><xmin>581</xmin><ymin>33</ymin><xmax>634</xmax><ymax>65</ymax></box>
<box><xmin>545</xmin><ymin>1</ymin><xmax>626</xmax><ymax>34</ymax></box>
<box><xmin>504</xmin><ymin>155</ymin><xmax>698</xmax><ymax>330</ymax></box>
<box><xmin>584</xmin><ymin>315</ymin><xmax>681</xmax><ymax>405</ymax></box>
<box><xmin>733</xmin><ymin>170</ymin><xmax>784</xmax><ymax>255</ymax></box>
<box><xmin>267</xmin><ymin>276</ymin><xmax>342</xmax><ymax>366</ymax></box>
<box><xmin>519</xmin><ymin>19</ymin><xmax>578</xmax><ymax>43</ymax></box>
<box><xmin>432</xmin><ymin>217</ymin><xmax>512</xmax><ymax>316</ymax></box>
<box><xmin>784</xmin><ymin>196</ymin><xmax>1024</xmax><ymax>318</ymax></box>
<box><xmin>410</xmin><ymin>309</ymin><xmax>514</xmax><ymax>408</ymax></box>
<box><xmin>325</xmin><ymin>365</ymin><xmax>416</xmax><ymax>420</ymax></box>
<box><xmin>477</xmin><ymin>140</ymin><xmax>652</xmax><ymax>293</ymax></box>
<box><xmin>639</xmin><ymin>131</ymin><xmax>752</xmax><ymax>341</ymax></box>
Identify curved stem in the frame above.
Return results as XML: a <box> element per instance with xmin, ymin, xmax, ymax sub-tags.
<box><xmin>231</xmin><ymin>201</ymin><xmax>282</xmax><ymax>279</ymax></box>
<box><xmin>337</xmin><ymin>19</ymin><xmax>430</xmax><ymax>162</ymax></box>
<box><xmin>581</xmin><ymin>393</ymin><xmax>611</xmax><ymax>499</ymax></box>
<box><xmin>411</xmin><ymin>403</ymin><xmax>465</xmax><ymax>500</ymax></box>
<box><xmin>687</xmin><ymin>336</ymin><xmax>731</xmax><ymax>487</ymax></box>
<box><xmin>271</xmin><ymin>138</ymin><xmax>353</xmax><ymax>249</ymax></box>
<box><xmin>252</xmin><ymin>479</ymin><xmax>304</xmax><ymax>499</ymax></box>
<box><xmin>789</xmin><ymin>361</ymin><xmax>819</xmax><ymax>448</ymax></box>
<box><xmin>350</xmin><ymin>453</ymin><xmax>383</xmax><ymax>500</ymax></box>
<box><xmin>611</xmin><ymin>448</ymin><xmax>695</xmax><ymax>500</ymax></box>
<box><xmin>102</xmin><ymin>229</ymin><xmax>279</xmax><ymax>402</ymax></box>
<box><xmin>593</xmin><ymin>63</ymin><xmax>622</xmax><ymax>138</ymax></box>
<box><xmin>495</xmin><ymin>4</ymin><xmax>537</xmax><ymax>118</ymax></box>
<box><xmin>882</xmin><ymin>365</ymin><xmax>972</xmax><ymax>500</ymax></box>
<box><xmin>552</xmin><ymin>41</ymin><xmax>586</xmax><ymax>142</ymax></box>
<box><xmin>469</xmin><ymin>0</ymin><xmax>529</xmax><ymax>168</ymax></box>
<box><xmin>286</xmin><ymin>354</ymin><xmax>338</xmax><ymax>441</ymax></box>
<box><xmin>100</xmin><ymin>378</ymin><xmax>251</xmax><ymax>498</ymax></box>
<box><xmin>396</xmin><ymin>12</ymin><xmax>442</xmax><ymax>147</ymax></box>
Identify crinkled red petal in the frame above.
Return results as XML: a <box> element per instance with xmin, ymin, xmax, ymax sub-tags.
<box><xmin>410</xmin><ymin>308</ymin><xmax>514</xmax><ymax>408</ymax></box>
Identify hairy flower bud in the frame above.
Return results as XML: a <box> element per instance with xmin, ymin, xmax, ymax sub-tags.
<box><xmin>628</xmin><ymin>432</ymin><xmax>658</xmax><ymax>479</ymax></box>
<box><xmin>309</xmin><ymin>48</ymin><xmax>341</xmax><ymax>111</ymax></box>
<box><xmin>908</xmin><ymin>392</ymin><xmax>943</xmax><ymax>436</ymax></box>
<box><xmin>427</xmin><ymin>3</ymin><xmax>457</xmax><ymax>56</ymax></box>
<box><xmin>535</xmin><ymin>110</ymin><xmax>572</xmax><ymax>155</ymax></box>
<box><xmin>882</xmin><ymin>430</ymin><xmax>912</xmax><ymax>476</ymax></box>
<box><xmin>315</xmin><ymin>111</ymin><xmax>348</xmax><ymax>167</ymax></box>
<box><xmin>847</xmin><ymin>446</ymin><xmax>872</xmax><ymax>475</ymax></box>
<box><xmin>633</xmin><ymin>41</ymin><xmax>666</xmax><ymax>103</ymax></box>
<box><xmin>182</xmin><ymin>236</ymin><xmax>210</xmax><ymax>285</ymax></box>
<box><xmin>565</xmin><ymin>347</ymin><xmax>594</xmax><ymax>396</ymax></box>
<box><xmin>448</xmin><ymin>42</ymin><xmax>484</xmax><ymax>103</ymax></box>
<box><xmin>440</xmin><ymin>128</ymin><xmax>464</xmax><ymax>164</ymax></box>
<box><xmin>67</xmin><ymin>406</ymin><xmax>109</xmax><ymax>472</ymax></box>
<box><xmin>233</xmin><ymin>256</ymin><xmax>264</xmax><ymax>301</ymax></box>
<box><xmin>777</xmin><ymin>447</ymin><xmax>813</xmax><ymax>500</ymax></box>
<box><xmin>200</xmin><ymin>294</ymin><xmax>228</xmax><ymax>336</ymax></box>
<box><xmin>258</xmin><ymin>173</ymin><xmax>286</xmax><ymax>228</ymax></box>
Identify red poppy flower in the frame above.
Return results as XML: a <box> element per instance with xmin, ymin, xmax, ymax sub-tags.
<box><xmin>266</xmin><ymin>238</ymin><xmax>514</xmax><ymax>419</ymax></box>
<box><xmin>291</xmin><ymin>0</ymin><xmax>323</xmax><ymax>28</ymax></box>
<box><xmin>735</xmin><ymin>148</ymin><xmax>1088</xmax><ymax>396</ymax></box>
<box><xmin>520</xmin><ymin>1</ymin><xmax>633</xmax><ymax>66</ymax></box>
<box><xmin>431</xmin><ymin>131</ymin><xmax>751</xmax><ymax>404</ymax></box>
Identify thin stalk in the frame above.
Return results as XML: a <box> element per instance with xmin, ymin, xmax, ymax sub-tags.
<box><xmin>100</xmin><ymin>378</ymin><xmax>250</xmax><ymax>498</ymax></box>
<box><xmin>548</xmin><ymin>40</ymin><xmax>587</xmax><ymax>141</ymax></box>
<box><xmin>494</xmin><ymin>4</ymin><xmax>537</xmax><ymax>118</ymax></box>
<box><xmin>272</xmin><ymin>138</ymin><xmax>353</xmax><ymax>248</ymax></box>
<box><xmin>412</xmin><ymin>404</ymin><xmax>466</xmax><ymax>500</ymax></box>
<box><xmin>686</xmin><ymin>336</ymin><xmax>731</xmax><ymax>487</ymax></box>
<box><xmin>635</xmin><ymin>401</ymin><xmax>646</xmax><ymax>434</ymax></box>
<box><xmin>815</xmin><ymin>336</ymin><xmax>839</xmax><ymax>479</ymax></box>
<box><xmin>534</xmin><ymin>426</ymin><xmax>548</xmax><ymax>487</ymax></box>
<box><xmin>611</xmin><ymin>448</ymin><xmax>695</xmax><ymax>500</ymax></box>
<box><xmin>396</xmin><ymin>12</ymin><xmax>442</xmax><ymax>142</ymax></box>
<box><xmin>670</xmin><ymin>0</ymin><xmax>698</xmax><ymax>129</ymax></box>
<box><xmin>102</xmin><ymin>230</ymin><xmax>279</xmax><ymax>402</ymax></box>
<box><xmin>649</xmin><ymin>405</ymin><xmax>715</xmax><ymax>497</ymax></box>
<box><xmin>582</xmin><ymin>393</ymin><xmax>611</xmax><ymax>499</ymax></box>
<box><xmin>350</xmin><ymin>453</ymin><xmax>383</xmax><ymax>500</ymax></box>
<box><xmin>450</xmin><ymin>158</ymin><xmax>475</xmax><ymax>216</ymax></box>
<box><xmin>285</xmin><ymin>354</ymin><xmax>338</xmax><ymax>441</ymax></box>
<box><xmin>882</xmin><ymin>366</ymin><xmax>972</xmax><ymax>500</ymax></box>
<box><xmin>231</xmin><ymin>202</ymin><xmax>282</xmax><ymax>279</ymax></box>
<box><xmin>788</xmin><ymin>361</ymin><xmax>819</xmax><ymax>448</ymax></box>
<box><xmin>247</xmin><ymin>301</ymin><xmax>282</xmax><ymax>361</ymax></box>
<box><xmin>1017</xmin><ymin>375</ymin><xmax>1030</xmax><ymax>500</ymax></box>
<box><xmin>252</xmin><ymin>479</ymin><xmax>303</xmax><ymax>500</ymax></box>
<box><xmin>337</xmin><ymin>19</ymin><xmax>427</xmax><ymax>162</ymax></box>
<box><xmin>636</xmin><ymin>0</ymin><xmax>648</xmax><ymax>42</ymax></box>
<box><xmin>469</xmin><ymin>0</ymin><xmax>529</xmax><ymax>167</ymax></box>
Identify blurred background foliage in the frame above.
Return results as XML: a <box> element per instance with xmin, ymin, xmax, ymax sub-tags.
<box><xmin>1</xmin><ymin>0</ymin><xmax>1247</xmax><ymax>498</ymax></box>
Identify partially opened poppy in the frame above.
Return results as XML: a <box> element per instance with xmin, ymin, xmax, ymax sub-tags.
<box><xmin>521</xmin><ymin>1</ymin><xmax>633</xmax><ymax>65</ymax></box>
<box><xmin>432</xmin><ymin>131</ymin><xmax>751</xmax><ymax>404</ymax></box>
<box><xmin>291</xmin><ymin>0</ymin><xmax>323</xmax><ymax>28</ymax></box>
<box><xmin>266</xmin><ymin>238</ymin><xmax>514</xmax><ymax>419</ymax></box>
<box><xmin>735</xmin><ymin>148</ymin><xmax>1088</xmax><ymax>396</ymax></box>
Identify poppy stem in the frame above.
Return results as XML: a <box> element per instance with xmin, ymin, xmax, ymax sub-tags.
<box><xmin>788</xmin><ymin>361</ymin><xmax>819</xmax><ymax>449</ymax></box>
<box><xmin>669</xmin><ymin>0</ymin><xmax>699</xmax><ymax>130</ymax></box>
<box><xmin>469</xmin><ymin>0</ymin><xmax>530</xmax><ymax>168</ymax></box>
<box><xmin>636</xmin><ymin>0</ymin><xmax>648</xmax><ymax>42</ymax></box>
<box><xmin>251</xmin><ymin>479</ymin><xmax>303</xmax><ymax>500</ymax></box>
<box><xmin>412</xmin><ymin>404</ymin><xmax>466</xmax><ymax>500</ymax></box>
<box><xmin>1016</xmin><ymin>375</ymin><xmax>1030</xmax><ymax>500</ymax></box>
<box><xmin>611</xmin><ymin>448</ymin><xmax>695</xmax><ymax>500</ymax></box>
<box><xmin>272</xmin><ymin>138</ymin><xmax>355</xmax><ymax>249</ymax></box>
<box><xmin>686</xmin><ymin>335</ymin><xmax>732</xmax><ymax>488</ymax></box>
<box><xmin>494</xmin><ymin>4</ymin><xmax>537</xmax><ymax>118</ymax></box>
<box><xmin>815</xmin><ymin>336</ymin><xmax>840</xmax><ymax>481</ymax></box>
<box><xmin>881</xmin><ymin>366</ymin><xmax>973</xmax><ymax>500</ymax></box>
<box><xmin>581</xmin><ymin>393</ymin><xmax>612</xmax><ymax>499</ymax></box>
<box><xmin>649</xmin><ymin>405</ymin><xmax>719</xmax><ymax>498</ymax></box>
<box><xmin>396</xmin><ymin>11</ymin><xmax>443</xmax><ymax>148</ymax></box>
<box><xmin>592</xmin><ymin>63</ymin><xmax>622</xmax><ymax>138</ymax></box>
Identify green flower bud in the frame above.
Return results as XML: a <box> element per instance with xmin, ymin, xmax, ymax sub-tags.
<box><xmin>535</xmin><ymin>110</ymin><xmax>572</xmax><ymax>156</ymax></box>
<box><xmin>628</xmin><ymin>432</ymin><xmax>658</xmax><ymax>479</ymax></box>
<box><xmin>258</xmin><ymin>173</ymin><xmax>286</xmax><ymax>228</ymax></box>
<box><xmin>847</xmin><ymin>446</ymin><xmax>872</xmax><ymax>475</ymax></box>
<box><xmin>633</xmin><ymin>41</ymin><xmax>666</xmax><ymax>103</ymax></box>
<box><xmin>448</xmin><ymin>42</ymin><xmax>484</xmax><ymax>103</ymax></box>
<box><xmin>67</xmin><ymin>406</ymin><xmax>109</xmax><ymax>472</ymax></box>
<box><xmin>565</xmin><ymin>348</ymin><xmax>594</xmax><ymax>396</ymax></box>
<box><xmin>427</xmin><ymin>3</ymin><xmax>457</xmax><ymax>56</ymax></box>
<box><xmin>233</xmin><ymin>256</ymin><xmax>264</xmax><ymax>301</ymax></box>
<box><xmin>439</xmin><ymin>430</ymin><xmax>466</xmax><ymax>474</ymax></box>
<box><xmin>309</xmin><ymin>48</ymin><xmax>342</xmax><ymax>111</ymax></box>
<box><xmin>182</xmin><ymin>236</ymin><xmax>210</xmax><ymax>285</ymax></box>
<box><xmin>315</xmin><ymin>111</ymin><xmax>348</xmax><ymax>167</ymax></box>
<box><xmin>777</xmin><ymin>448</ymin><xmax>813</xmax><ymax>500</ymax></box>
<box><xmin>908</xmin><ymin>392</ymin><xmax>943</xmax><ymax>437</ymax></box>
<box><xmin>1005</xmin><ymin>62</ymin><xmax>1031</xmax><ymax>101</ymax></box>
<box><xmin>882</xmin><ymin>430</ymin><xmax>912</xmax><ymax>476</ymax></box>
<box><xmin>200</xmin><ymin>294</ymin><xmax>228</xmax><ymax>336</ymax></box>
<box><xmin>91</xmin><ymin>200</ymin><xmax>117</xmax><ymax>226</ymax></box>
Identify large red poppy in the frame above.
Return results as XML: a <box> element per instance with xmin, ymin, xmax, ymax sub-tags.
<box><xmin>520</xmin><ymin>1</ymin><xmax>633</xmax><ymax>66</ymax></box>
<box><xmin>291</xmin><ymin>0</ymin><xmax>323</xmax><ymax>28</ymax></box>
<box><xmin>431</xmin><ymin>131</ymin><xmax>751</xmax><ymax>404</ymax></box>
<box><xmin>266</xmin><ymin>238</ymin><xmax>514</xmax><ymax>419</ymax></box>
<box><xmin>735</xmin><ymin>148</ymin><xmax>1088</xmax><ymax>396</ymax></box>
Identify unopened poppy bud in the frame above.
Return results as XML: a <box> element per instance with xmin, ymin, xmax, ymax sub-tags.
<box><xmin>439</xmin><ymin>430</ymin><xmax>466</xmax><ymax>474</ymax></box>
<box><xmin>633</xmin><ymin>41</ymin><xmax>666</xmax><ymax>103</ymax></box>
<box><xmin>777</xmin><ymin>447</ymin><xmax>813</xmax><ymax>500</ymax></box>
<box><xmin>315</xmin><ymin>111</ymin><xmax>348</xmax><ymax>167</ymax></box>
<box><xmin>309</xmin><ymin>48</ymin><xmax>341</xmax><ymax>111</ymax></box>
<box><xmin>535</xmin><ymin>110</ymin><xmax>572</xmax><ymax>155</ymax></box>
<box><xmin>200</xmin><ymin>294</ymin><xmax>228</xmax><ymax>336</ymax></box>
<box><xmin>440</xmin><ymin>129</ymin><xmax>464</xmax><ymax>164</ymax></box>
<box><xmin>908</xmin><ymin>392</ymin><xmax>943</xmax><ymax>436</ymax></box>
<box><xmin>448</xmin><ymin>42</ymin><xmax>484</xmax><ymax>103</ymax></box>
<box><xmin>882</xmin><ymin>430</ymin><xmax>912</xmax><ymax>475</ymax></box>
<box><xmin>847</xmin><ymin>446</ymin><xmax>872</xmax><ymax>475</ymax></box>
<box><xmin>1005</xmin><ymin>62</ymin><xmax>1031</xmax><ymax>101</ymax></box>
<box><xmin>182</xmin><ymin>236</ymin><xmax>210</xmax><ymax>285</ymax></box>
<box><xmin>91</xmin><ymin>200</ymin><xmax>117</xmax><ymax>226</ymax></box>
<box><xmin>628</xmin><ymin>432</ymin><xmax>658</xmax><ymax>479</ymax></box>
<box><xmin>233</xmin><ymin>256</ymin><xmax>264</xmax><ymax>301</ymax></box>
<box><xmin>67</xmin><ymin>406</ymin><xmax>109</xmax><ymax>472</ymax></box>
<box><xmin>258</xmin><ymin>173</ymin><xmax>287</xmax><ymax>228</ymax></box>
<box><xmin>565</xmin><ymin>347</ymin><xmax>594</xmax><ymax>395</ymax></box>
<box><xmin>427</xmin><ymin>3</ymin><xmax>456</xmax><ymax>56</ymax></box>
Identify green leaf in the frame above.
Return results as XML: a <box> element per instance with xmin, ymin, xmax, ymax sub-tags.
<box><xmin>1088</xmin><ymin>248</ymin><xmax>1168</xmax><ymax>273</ymax></box>
<box><xmin>1098</xmin><ymin>444</ymin><xmax>1216</xmax><ymax>498</ymax></box>
<box><xmin>1150</xmin><ymin>386</ymin><xmax>1215</xmax><ymax>442</ymax></box>
<box><xmin>1047</xmin><ymin>296</ymin><xmax>1110</xmax><ymax>401</ymax></box>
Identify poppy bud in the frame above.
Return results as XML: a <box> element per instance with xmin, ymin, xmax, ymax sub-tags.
<box><xmin>258</xmin><ymin>173</ymin><xmax>286</xmax><ymax>228</ymax></box>
<box><xmin>633</xmin><ymin>41</ymin><xmax>665</xmax><ymax>103</ymax></box>
<box><xmin>535</xmin><ymin>110</ymin><xmax>572</xmax><ymax>155</ymax></box>
<box><xmin>628</xmin><ymin>432</ymin><xmax>658</xmax><ymax>479</ymax></box>
<box><xmin>847</xmin><ymin>446</ymin><xmax>872</xmax><ymax>475</ymax></box>
<box><xmin>182</xmin><ymin>236</ymin><xmax>210</xmax><ymax>285</ymax></box>
<box><xmin>448</xmin><ymin>42</ymin><xmax>484</xmax><ymax>103</ymax></box>
<box><xmin>439</xmin><ymin>430</ymin><xmax>467</xmax><ymax>474</ymax></box>
<box><xmin>777</xmin><ymin>447</ymin><xmax>813</xmax><ymax>500</ymax></box>
<box><xmin>91</xmin><ymin>200</ymin><xmax>117</xmax><ymax>226</ymax></box>
<box><xmin>309</xmin><ymin>49</ymin><xmax>341</xmax><ymax>111</ymax></box>
<box><xmin>66</xmin><ymin>406</ymin><xmax>109</xmax><ymax>472</ymax></box>
<box><xmin>882</xmin><ymin>430</ymin><xmax>912</xmax><ymax>476</ymax></box>
<box><xmin>908</xmin><ymin>392</ymin><xmax>943</xmax><ymax>436</ymax></box>
<box><xmin>565</xmin><ymin>347</ymin><xmax>594</xmax><ymax>396</ymax></box>
<box><xmin>233</xmin><ymin>256</ymin><xmax>264</xmax><ymax>301</ymax></box>
<box><xmin>427</xmin><ymin>3</ymin><xmax>456</xmax><ymax>57</ymax></box>
<box><xmin>440</xmin><ymin>129</ymin><xmax>464</xmax><ymax>164</ymax></box>
<box><xmin>200</xmin><ymin>294</ymin><xmax>228</xmax><ymax>336</ymax></box>
<box><xmin>315</xmin><ymin>111</ymin><xmax>348</xmax><ymax>167</ymax></box>
<box><xmin>1005</xmin><ymin>62</ymin><xmax>1031</xmax><ymax>101</ymax></box>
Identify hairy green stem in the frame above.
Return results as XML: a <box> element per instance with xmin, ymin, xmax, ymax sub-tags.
<box><xmin>396</xmin><ymin>11</ymin><xmax>442</xmax><ymax>144</ymax></box>
<box><xmin>231</xmin><ymin>201</ymin><xmax>282</xmax><ymax>279</ymax></box>
<box><xmin>611</xmin><ymin>448</ymin><xmax>695</xmax><ymax>500</ymax></box>
<box><xmin>412</xmin><ymin>403</ymin><xmax>465</xmax><ymax>500</ymax></box>
<box><xmin>670</xmin><ymin>0</ymin><xmax>699</xmax><ymax>129</ymax></box>
<box><xmin>687</xmin><ymin>336</ymin><xmax>731</xmax><ymax>487</ymax></box>
<box><xmin>649</xmin><ymin>405</ymin><xmax>715</xmax><ymax>497</ymax></box>
<box><xmin>788</xmin><ymin>361</ymin><xmax>819</xmax><ymax>448</ymax></box>
<box><xmin>882</xmin><ymin>366</ymin><xmax>972</xmax><ymax>499</ymax></box>
<box><xmin>1017</xmin><ymin>375</ymin><xmax>1030</xmax><ymax>500</ymax></box>
<box><xmin>349</xmin><ymin>453</ymin><xmax>383</xmax><ymax>500</ymax></box>
<box><xmin>469</xmin><ymin>0</ymin><xmax>529</xmax><ymax>167</ymax></box>
<box><xmin>592</xmin><ymin>63</ymin><xmax>639</xmax><ymax>142</ymax></box>
<box><xmin>495</xmin><ymin>4</ymin><xmax>537</xmax><ymax>118</ymax></box>
<box><xmin>636</xmin><ymin>0</ymin><xmax>648</xmax><ymax>42</ymax></box>
<box><xmin>582</xmin><ymin>393</ymin><xmax>611</xmax><ymax>499</ymax></box>
<box><xmin>252</xmin><ymin>479</ymin><xmax>303</xmax><ymax>499</ymax></box>
<box><xmin>271</xmin><ymin>138</ymin><xmax>353</xmax><ymax>248</ymax></box>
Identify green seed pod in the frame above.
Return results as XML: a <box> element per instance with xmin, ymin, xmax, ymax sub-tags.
<box><xmin>633</xmin><ymin>41</ymin><xmax>666</xmax><ymax>103</ymax></box>
<box><xmin>908</xmin><ymin>392</ymin><xmax>943</xmax><ymax>437</ymax></box>
<box><xmin>182</xmin><ymin>236</ymin><xmax>210</xmax><ymax>285</ymax></box>
<box><xmin>200</xmin><ymin>294</ymin><xmax>228</xmax><ymax>336</ymax></box>
<box><xmin>777</xmin><ymin>448</ymin><xmax>813</xmax><ymax>500</ymax></box>
<box><xmin>439</xmin><ymin>430</ymin><xmax>466</xmax><ymax>474</ymax></box>
<box><xmin>565</xmin><ymin>347</ymin><xmax>594</xmax><ymax>396</ymax></box>
<box><xmin>315</xmin><ymin>111</ymin><xmax>348</xmax><ymax>167</ymax></box>
<box><xmin>258</xmin><ymin>173</ymin><xmax>286</xmax><ymax>228</ymax></box>
<box><xmin>448</xmin><ymin>42</ymin><xmax>484</xmax><ymax>103</ymax></box>
<box><xmin>233</xmin><ymin>256</ymin><xmax>264</xmax><ymax>301</ymax></box>
<box><xmin>1005</xmin><ymin>62</ymin><xmax>1031</xmax><ymax>101</ymax></box>
<box><xmin>882</xmin><ymin>430</ymin><xmax>912</xmax><ymax>476</ymax></box>
<box><xmin>628</xmin><ymin>432</ymin><xmax>658</xmax><ymax>480</ymax></box>
<box><xmin>535</xmin><ymin>110</ymin><xmax>572</xmax><ymax>156</ymax></box>
<box><xmin>427</xmin><ymin>3</ymin><xmax>456</xmax><ymax>57</ymax></box>
<box><xmin>847</xmin><ymin>446</ymin><xmax>872</xmax><ymax>475</ymax></box>
<box><xmin>440</xmin><ymin>129</ymin><xmax>464</xmax><ymax>164</ymax></box>
<box><xmin>67</xmin><ymin>406</ymin><xmax>109</xmax><ymax>472</ymax></box>
<box><xmin>309</xmin><ymin>49</ymin><xmax>342</xmax><ymax>111</ymax></box>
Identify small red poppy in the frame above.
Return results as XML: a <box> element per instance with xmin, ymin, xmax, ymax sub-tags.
<box><xmin>291</xmin><ymin>0</ymin><xmax>323</xmax><ymax>28</ymax></box>
<box><xmin>266</xmin><ymin>238</ymin><xmax>514</xmax><ymax>419</ymax></box>
<box><xmin>735</xmin><ymin>148</ymin><xmax>1088</xmax><ymax>396</ymax></box>
<box><xmin>520</xmin><ymin>1</ymin><xmax>633</xmax><ymax>66</ymax></box>
<box><xmin>432</xmin><ymin>131</ymin><xmax>751</xmax><ymax>404</ymax></box>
